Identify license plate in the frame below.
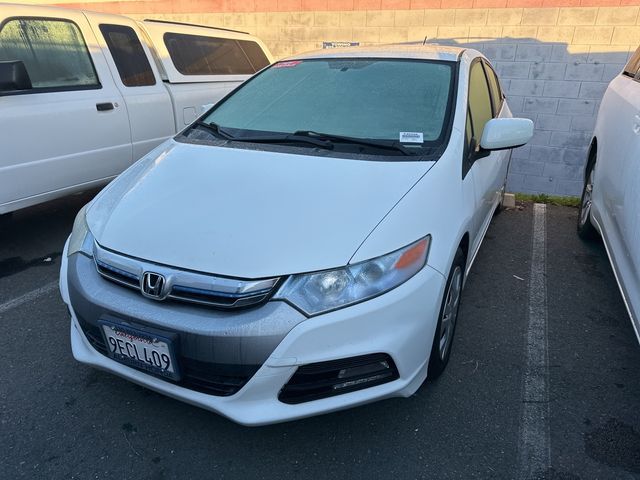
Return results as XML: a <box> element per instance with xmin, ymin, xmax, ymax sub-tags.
<box><xmin>100</xmin><ymin>321</ymin><xmax>179</xmax><ymax>380</ymax></box>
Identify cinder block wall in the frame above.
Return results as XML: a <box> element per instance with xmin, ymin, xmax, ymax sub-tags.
<box><xmin>41</xmin><ymin>1</ymin><xmax>640</xmax><ymax>196</ymax></box>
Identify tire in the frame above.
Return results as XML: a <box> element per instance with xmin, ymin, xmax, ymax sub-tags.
<box><xmin>428</xmin><ymin>248</ymin><xmax>466</xmax><ymax>380</ymax></box>
<box><xmin>577</xmin><ymin>159</ymin><xmax>598</xmax><ymax>241</ymax></box>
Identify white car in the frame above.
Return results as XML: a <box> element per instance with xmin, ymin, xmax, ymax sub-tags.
<box><xmin>578</xmin><ymin>45</ymin><xmax>640</xmax><ymax>344</ymax></box>
<box><xmin>59</xmin><ymin>45</ymin><xmax>533</xmax><ymax>425</ymax></box>
<box><xmin>0</xmin><ymin>3</ymin><xmax>272</xmax><ymax>214</ymax></box>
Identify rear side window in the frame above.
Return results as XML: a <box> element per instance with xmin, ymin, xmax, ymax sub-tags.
<box><xmin>0</xmin><ymin>18</ymin><xmax>99</xmax><ymax>90</ymax></box>
<box><xmin>623</xmin><ymin>46</ymin><xmax>640</xmax><ymax>78</ymax></box>
<box><xmin>100</xmin><ymin>24</ymin><xmax>155</xmax><ymax>87</ymax></box>
<box><xmin>164</xmin><ymin>32</ymin><xmax>268</xmax><ymax>75</ymax></box>
<box><xmin>483</xmin><ymin>63</ymin><xmax>503</xmax><ymax>115</ymax></box>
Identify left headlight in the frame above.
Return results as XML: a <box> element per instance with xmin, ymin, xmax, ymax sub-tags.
<box><xmin>274</xmin><ymin>236</ymin><xmax>430</xmax><ymax>316</ymax></box>
<box><xmin>67</xmin><ymin>204</ymin><xmax>94</xmax><ymax>257</ymax></box>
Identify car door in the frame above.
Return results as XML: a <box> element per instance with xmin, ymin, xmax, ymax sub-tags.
<box><xmin>464</xmin><ymin>59</ymin><xmax>507</xmax><ymax>253</ymax></box>
<box><xmin>617</xmin><ymin>63</ymin><xmax>640</xmax><ymax>334</ymax></box>
<box><xmin>595</xmin><ymin>48</ymin><xmax>640</xmax><ymax>241</ymax></box>
<box><xmin>0</xmin><ymin>9</ymin><xmax>131</xmax><ymax>212</ymax></box>
<box><xmin>86</xmin><ymin>13</ymin><xmax>175</xmax><ymax>162</ymax></box>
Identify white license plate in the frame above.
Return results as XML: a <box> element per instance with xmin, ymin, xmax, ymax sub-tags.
<box><xmin>100</xmin><ymin>321</ymin><xmax>179</xmax><ymax>380</ymax></box>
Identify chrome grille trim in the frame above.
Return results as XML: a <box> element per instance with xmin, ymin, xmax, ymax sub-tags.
<box><xmin>93</xmin><ymin>242</ymin><xmax>280</xmax><ymax>309</ymax></box>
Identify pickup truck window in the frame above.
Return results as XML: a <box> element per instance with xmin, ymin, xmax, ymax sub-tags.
<box><xmin>99</xmin><ymin>24</ymin><xmax>155</xmax><ymax>87</ymax></box>
<box><xmin>0</xmin><ymin>18</ymin><xmax>99</xmax><ymax>90</ymax></box>
<box><xmin>163</xmin><ymin>32</ymin><xmax>269</xmax><ymax>76</ymax></box>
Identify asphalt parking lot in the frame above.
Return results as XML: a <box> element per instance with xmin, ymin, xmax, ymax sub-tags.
<box><xmin>1</xmin><ymin>192</ymin><xmax>639</xmax><ymax>480</ymax></box>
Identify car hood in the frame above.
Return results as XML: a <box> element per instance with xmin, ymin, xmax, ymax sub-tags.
<box><xmin>87</xmin><ymin>141</ymin><xmax>434</xmax><ymax>278</ymax></box>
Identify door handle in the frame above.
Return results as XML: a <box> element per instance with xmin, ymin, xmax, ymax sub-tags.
<box><xmin>634</xmin><ymin>115</ymin><xmax>640</xmax><ymax>135</ymax></box>
<box><xmin>96</xmin><ymin>102</ymin><xmax>114</xmax><ymax>112</ymax></box>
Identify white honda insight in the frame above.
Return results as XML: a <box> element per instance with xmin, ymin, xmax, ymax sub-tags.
<box><xmin>60</xmin><ymin>45</ymin><xmax>533</xmax><ymax>425</ymax></box>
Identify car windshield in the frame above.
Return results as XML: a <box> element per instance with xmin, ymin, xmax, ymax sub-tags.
<box><xmin>200</xmin><ymin>58</ymin><xmax>455</xmax><ymax>155</ymax></box>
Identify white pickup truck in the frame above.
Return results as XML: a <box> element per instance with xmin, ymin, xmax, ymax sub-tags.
<box><xmin>0</xmin><ymin>3</ymin><xmax>273</xmax><ymax>214</ymax></box>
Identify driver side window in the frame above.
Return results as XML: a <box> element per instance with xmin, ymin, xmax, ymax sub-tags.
<box><xmin>463</xmin><ymin>60</ymin><xmax>493</xmax><ymax>177</ymax></box>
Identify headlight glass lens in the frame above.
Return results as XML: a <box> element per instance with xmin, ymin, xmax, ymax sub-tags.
<box><xmin>275</xmin><ymin>236</ymin><xmax>430</xmax><ymax>316</ymax></box>
<box><xmin>67</xmin><ymin>204</ymin><xmax>94</xmax><ymax>257</ymax></box>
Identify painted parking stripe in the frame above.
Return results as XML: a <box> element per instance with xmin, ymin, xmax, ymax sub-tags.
<box><xmin>0</xmin><ymin>281</ymin><xmax>58</xmax><ymax>315</ymax></box>
<box><xmin>518</xmin><ymin>203</ymin><xmax>550</xmax><ymax>479</ymax></box>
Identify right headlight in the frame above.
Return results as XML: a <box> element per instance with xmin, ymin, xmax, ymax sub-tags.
<box><xmin>67</xmin><ymin>204</ymin><xmax>94</xmax><ymax>257</ymax></box>
<box><xmin>274</xmin><ymin>236</ymin><xmax>430</xmax><ymax>316</ymax></box>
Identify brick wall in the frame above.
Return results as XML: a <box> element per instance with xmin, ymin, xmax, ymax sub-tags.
<box><xmin>34</xmin><ymin>1</ymin><xmax>640</xmax><ymax>195</ymax></box>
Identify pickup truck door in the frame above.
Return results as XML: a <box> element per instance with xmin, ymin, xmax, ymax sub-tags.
<box><xmin>0</xmin><ymin>8</ymin><xmax>131</xmax><ymax>211</ymax></box>
<box><xmin>85</xmin><ymin>13</ymin><xmax>174</xmax><ymax>162</ymax></box>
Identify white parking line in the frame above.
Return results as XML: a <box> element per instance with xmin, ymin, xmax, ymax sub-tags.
<box><xmin>518</xmin><ymin>203</ymin><xmax>550</xmax><ymax>479</ymax></box>
<box><xmin>0</xmin><ymin>281</ymin><xmax>59</xmax><ymax>315</ymax></box>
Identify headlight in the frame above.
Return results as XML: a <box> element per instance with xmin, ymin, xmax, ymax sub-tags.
<box><xmin>275</xmin><ymin>236</ymin><xmax>430</xmax><ymax>316</ymax></box>
<box><xmin>67</xmin><ymin>204</ymin><xmax>94</xmax><ymax>257</ymax></box>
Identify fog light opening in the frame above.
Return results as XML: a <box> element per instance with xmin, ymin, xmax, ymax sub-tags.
<box><xmin>279</xmin><ymin>353</ymin><xmax>399</xmax><ymax>404</ymax></box>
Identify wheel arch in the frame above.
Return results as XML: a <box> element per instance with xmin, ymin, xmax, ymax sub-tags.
<box><xmin>585</xmin><ymin>137</ymin><xmax>598</xmax><ymax>182</ymax></box>
<box><xmin>458</xmin><ymin>232</ymin><xmax>469</xmax><ymax>262</ymax></box>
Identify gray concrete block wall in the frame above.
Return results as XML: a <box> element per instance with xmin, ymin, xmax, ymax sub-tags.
<box><xmin>442</xmin><ymin>37</ymin><xmax>634</xmax><ymax>196</ymax></box>
<box><xmin>423</xmin><ymin>7</ymin><xmax>640</xmax><ymax>196</ymax></box>
<box><xmin>130</xmin><ymin>6</ymin><xmax>640</xmax><ymax>196</ymax></box>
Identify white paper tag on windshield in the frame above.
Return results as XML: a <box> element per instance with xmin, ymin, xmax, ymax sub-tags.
<box><xmin>399</xmin><ymin>132</ymin><xmax>424</xmax><ymax>143</ymax></box>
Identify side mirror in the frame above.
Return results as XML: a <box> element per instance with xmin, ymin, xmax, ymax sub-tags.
<box><xmin>480</xmin><ymin>117</ymin><xmax>534</xmax><ymax>151</ymax></box>
<box><xmin>0</xmin><ymin>60</ymin><xmax>32</xmax><ymax>93</ymax></box>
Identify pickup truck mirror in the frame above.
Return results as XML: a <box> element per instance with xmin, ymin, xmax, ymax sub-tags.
<box><xmin>0</xmin><ymin>61</ymin><xmax>32</xmax><ymax>93</ymax></box>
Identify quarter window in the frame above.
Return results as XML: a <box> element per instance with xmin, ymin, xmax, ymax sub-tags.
<box><xmin>0</xmin><ymin>18</ymin><xmax>98</xmax><ymax>90</ymax></box>
<box><xmin>100</xmin><ymin>24</ymin><xmax>155</xmax><ymax>87</ymax></box>
<box><xmin>164</xmin><ymin>32</ymin><xmax>269</xmax><ymax>76</ymax></box>
<box><xmin>483</xmin><ymin>63</ymin><xmax>503</xmax><ymax>116</ymax></box>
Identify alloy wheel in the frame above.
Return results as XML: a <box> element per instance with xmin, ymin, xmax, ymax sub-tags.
<box><xmin>579</xmin><ymin>169</ymin><xmax>594</xmax><ymax>228</ymax></box>
<box><xmin>439</xmin><ymin>265</ymin><xmax>463</xmax><ymax>359</ymax></box>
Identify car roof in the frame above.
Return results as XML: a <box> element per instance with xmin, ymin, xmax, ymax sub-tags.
<box><xmin>285</xmin><ymin>44</ymin><xmax>466</xmax><ymax>62</ymax></box>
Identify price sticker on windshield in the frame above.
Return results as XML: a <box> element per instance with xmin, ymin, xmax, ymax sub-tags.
<box><xmin>399</xmin><ymin>132</ymin><xmax>424</xmax><ymax>143</ymax></box>
<box><xmin>274</xmin><ymin>61</ymin><xmax>302</xmax><ymax>68</ymax></box>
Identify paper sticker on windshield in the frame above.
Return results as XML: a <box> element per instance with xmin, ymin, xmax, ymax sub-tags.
<box><xmin>399</xmin><ymin>132</ymin><xmax>424</xmax><ymax>143</ymax></box>
<box><xmin>274</xmin><ymin>61</ymin><xmax>302</xmax><ymax>68</ymax></box>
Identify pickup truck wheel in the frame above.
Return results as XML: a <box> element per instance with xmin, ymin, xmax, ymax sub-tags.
<box><xmin>577</xmin><ymin>162</ymin><xmax>598</xmax><ymax>241</ymax></box>
<box><xmin>428</xmin><ymin>248</ymin><xmax>465</xmax><ymax>380</ymax></box>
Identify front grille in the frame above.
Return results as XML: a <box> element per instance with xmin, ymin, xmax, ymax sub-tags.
<box><xmin>79</xmin><ymin>321</ymin><xmax>259</xmax><ymax>397</ymax></box>
<box><xmin>93</xmin><ymin>242</ymin><xmax>280</xmax><ymax>311</ymax></box>
<box><xmin>279</xmin><ymin>353</ymin><xmax>399</xmax><ymax>405</ymax></box>
<box><xmin>96</xmin><ymin>260</ymin><xmax>139</xmax><ymax>288</ymax></box>
<box><xmin>169</xmin><ymin>285</ymin><xmax>274</xmax><ymax>309</ymax></box>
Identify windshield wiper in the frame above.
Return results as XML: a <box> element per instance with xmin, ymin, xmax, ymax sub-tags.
<box><xmin>193</xmin><ymin>121</ymin><xmax>333</xmax><ymax>149</ymax></box>
<box><xmin>292</xmin><ymin>130</ymin><xmax>414</xmax><ymax>156</ymax></box>
<box><xmin>193</xmin><ymin>120</ymin><xmax>235</xmax><ymax>140</ymax></box>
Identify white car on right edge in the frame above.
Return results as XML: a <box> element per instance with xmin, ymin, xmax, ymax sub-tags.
<box><xmin>578</xmin><ymin>45</ymin><xmax>640</xmax><ymax>344</ymax></box>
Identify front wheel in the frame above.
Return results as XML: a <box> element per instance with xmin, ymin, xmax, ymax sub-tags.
<box><xmin>428</xmin><ymin>248</ymin><xmax>465</xmax><ymax>380</ymax></box>
<box><xmin>577</xmin><ymin>162</ymin><xmax>598</xmax><ymax>240</ymax></box>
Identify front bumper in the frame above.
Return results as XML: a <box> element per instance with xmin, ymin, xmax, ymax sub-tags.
<box><xmin>60</xmin><ymin>239</ymin><xmax>447</xmax><ymax>426</ymax></box>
